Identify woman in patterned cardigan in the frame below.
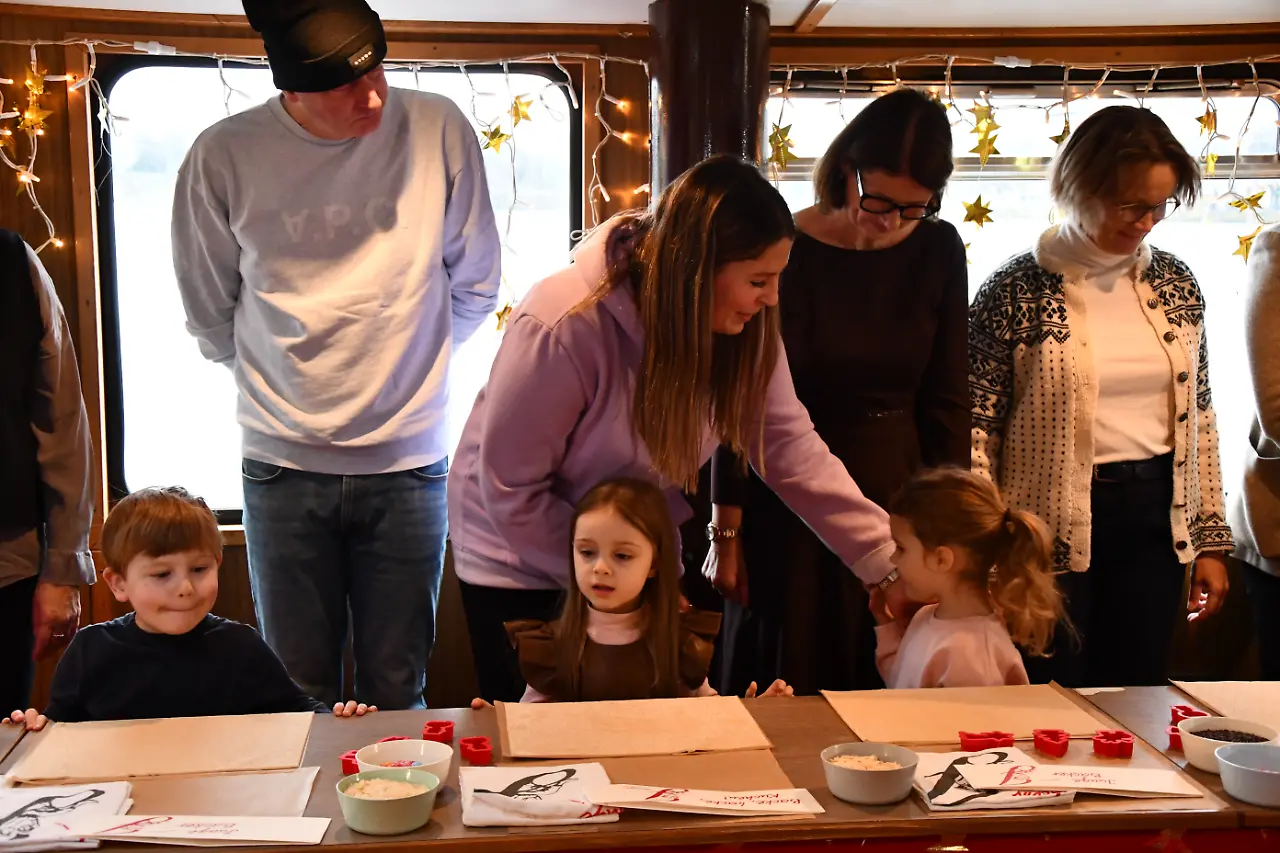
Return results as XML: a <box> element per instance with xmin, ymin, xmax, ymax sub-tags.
<box><xmin>968</xmin><ymin>106</ymin><xmax>1232</xmax><ymax>688</ymax></box>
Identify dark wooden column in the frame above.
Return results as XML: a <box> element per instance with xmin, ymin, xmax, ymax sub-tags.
<box><xmin>647</xmin><ymin>0</ymin><xmax>771</xmax><ymax>192</ymax></box>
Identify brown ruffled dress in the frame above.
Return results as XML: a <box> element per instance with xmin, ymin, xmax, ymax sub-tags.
<box><xmin>505</xmin><ymin>608</ymin><xmax>722</xmax><ymax>702</ymax></box>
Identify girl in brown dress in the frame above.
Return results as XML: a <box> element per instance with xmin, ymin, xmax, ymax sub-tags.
<box><xmin>488</xmin><ymin>478</ymin><xmax>790</xmax><ymax>702</ymax></box>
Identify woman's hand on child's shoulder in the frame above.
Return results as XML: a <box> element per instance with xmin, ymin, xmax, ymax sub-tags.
<box><xmin>332</xmin><ymin>701</ymin><xmax>377</xmax><ymax>718</ymax></box>
<box><xmin>470</xmin><ymin>698</ymin><xmax>494</xmax><ymax>710</ymax></box>
<box><xmin>745</xmin><ymin>680</ymin><xmax>793</xmax><ymax>699</ymax></box>
<box><xmin>4</xmin><ymin>709</ymin><xmax>48</xmax><ymax>731</ymax></box>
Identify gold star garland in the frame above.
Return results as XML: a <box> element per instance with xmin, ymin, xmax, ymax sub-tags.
<box><xmin>1050</xmin><ymin>118</ymin><xmax>1070</xmax><ymax>146</ymax></box>
<box><xmin>508</xmin><ymin>96</ymin><xmax>532</xmax><ymax>126</ymax></box>
<box><xmin>767</xmin><ymin>123</ymin><xmax>796</xmax><ymax>170</ymax></box>
<box><xmin>967</xmin><ymin>100</ymin><xmax>999</xmax><ymax>167</ymax></box>
<box><xmin>1197</xmin><ymin>105</ymin><xmax>1217</xmax><ymax>136</ymax></box>
<box><xmin>1235</xmin><ymin>226</ymin><xmax>1263</xmax><ymax>263</ymax></box>
<box><xmin>963</xmin><ymin>195</ymin><xmax>994</xmax><ymax>228</ymax></box>
<box><xmin>1229</xmin><ymin>191</ymin><xmax>1266</xmax><ymax>214</ymax></box>
<box><xmin>481</xmin><ymin>125</ymin><xmax>511</xmax><ymax>154</ymax></box>
<box><xmin>1205</xmin><ymin>152</ymin><xmax>1219</xmax><ymax>177</ymax></box>
<box><xmin>495</xmin><ymin>302</ymin><xmax>513</xmax><ymax>331</ymax></box>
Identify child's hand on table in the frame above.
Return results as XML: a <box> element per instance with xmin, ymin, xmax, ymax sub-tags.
<box><xmin>745</xmin><ymin>679</ymin><xmax>793</xmax><ymax>699</ymax></box>
<box><xmin>4</xmin><ymin>709</ymin><xmax>48</xmax><ymax>731</ymax></box>
<box><xmin>332</xmin><ymin>701</ymin><xmax>377</xmax><ymax>718</ymax></box>
<box><xmin>470</xmin><ymin>698</ymin><xmax>494</xmax><ymax>710</ymax></box>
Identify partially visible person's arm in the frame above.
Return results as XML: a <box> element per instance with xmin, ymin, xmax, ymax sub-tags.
<box><xmin>1244</xmin><ymin>227</ymin><xmax>1280</xmax><ymax>443</ymax></box>
<box><xmin>751</xmin><ymin>343</ymin><xmax>893</xmax><ymax>585</ymax></box>
<box><xmin>968</xmin><ymin>271</ymin><xmax>1015</xmax><ymax>485</ymax></box>
<box><xmin>172</xmin><ymin>136</ymin><xmax>241</xmax><ymax>366</ymax></box>
<box><xmin>476</xmin><ymin>315</ymin><xmax>588</xmax><ymax>585</ymax></box>
<box><xmin>916</xmin><ymin>229</ymin><xmax>971</xmax><ymax>468</ymax></box>
<box><xmin>440</xmin><ymin>101</ymin><xmax>501</xmax><ymax>348</ymax></box>
<box><xmin>27</xmin><ymin>246</ymin><xmax>94</xmax><ymax>659</ymax></box>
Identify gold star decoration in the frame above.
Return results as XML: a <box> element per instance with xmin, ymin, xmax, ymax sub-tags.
<box><xmin>18</xmin><ymin>104</ymin><xmax>53</xmax><ymax>134</ymax></box>
<box><xmin>508</xmin><ymin>96</ymin><xmax>533</xmax><ymax>126</ymax></box>
<box><xmin>968</xmin><ymin>103</ymin><xmax>993</xmax><ymax>128</ymax></box>
<box><xmin>495</xmin><ymin>302</ymin><xmax>513</xmax><ymax>331</ymax></box>
<box><xmin>970</xmin><ymin>134</ymin><xmax>1000</xmax><ymax>166</ymax></box>
<box><xmin>1205</xmin><ymin>152</ymin><xmax>1219</xmax><ymax>177</ymax></box>
<box><xmin>1229</xmin><ymin>191</ymin><xmax>1266</xmax><ymax>213</ymax></box>
<box><xmin>963</xmin><ymin>242</ymin><xmax>972</xmax><ymax>265</ymax></box>
<box><xmin>767</xmin><ymin>123</ymin><xmax>796</xmax><ymax>170</ymax></box>
<box><xmin>25</xmin><ymin>72</ymin><xmax>45</xmax><ymax>98</ymax></box>
<box><xmin>1235</xmin><ymin>226</ymin><xmax>1263</xmax><ymax>263</ymax></box>
<box><xmin>963</xmin><ymin>195</ymin><xmax>994</xmax><ymax>228</ymax></box>
<box><xmin>1197</xmin><ymin>105</ymin><xmax>1217</xmax><ymax>136</ymax></box>
<box><xmin>481</xmin><ymin>125</ymin><xmax>511</xmax><ymax>154</ymax></box>
<box><xmin>1050</xmin><ymin>120</ymin><xmax>1070</xmax><ymax>146</ymax></box>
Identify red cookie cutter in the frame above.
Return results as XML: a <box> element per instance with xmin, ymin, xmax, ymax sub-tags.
<box><xmin>377</xmin><ymin>736</ymin><xmax>410</xmax><ymax>743</ymax></box>
<box><xmin>423</xmin><ymin>720</ymin><xmax>455</xmax><ymax>743</ymax></box>
<box><xmin>1033</xmin><ymin>728</ymin><xmax>1070</xmax><ymax>758</ymax></box>
<box><xmin>460</xmin><ymin>736</ymin><xmax>493</xmax><ymax>766</ymax></box>
<box><xmin>340</xmin><ymin>749</ymin><xmax>359</xmax><ymax>776</ymax></box>
<box><xmin>1167</xmin><ymin>725</ymin><xmax>1183</xmax><ymax>751</ymax></box>
<box><xmin>1093</xmin><ymin>729</ymin><xmax>1135</xmax><ymax>759</ymax></box>
<box><xmin>959</xmin><ymin>731</ymin><xmax>1015</xmax><ymax>751</ymax></box>
<box><xmin>1171</xmin><ymin>705</ymin><xmax>1210</xmax><ymax>725</ymax></box>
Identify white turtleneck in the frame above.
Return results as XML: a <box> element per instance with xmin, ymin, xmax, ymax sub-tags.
<box><xmin>1046</xmin><ymin>223</ymin><xmax>1174</xmax><ymax>464</ymax></box>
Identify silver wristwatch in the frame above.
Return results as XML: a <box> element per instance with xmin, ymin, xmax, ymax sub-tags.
<box><xmin>706</xmin><ymin>523</ymin><xmax>740</xmax><ymax>542</ymax></box>
<box><xmin>876</xmin><ymin>568</ymin><xmax>900</xmax><ymax>591</ymax></box>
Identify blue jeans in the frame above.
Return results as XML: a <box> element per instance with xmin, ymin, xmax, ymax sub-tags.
<box><xmin>241</xmin><ymin>457</ymin><xmax>448</xmax><ymax>709</ymax></box>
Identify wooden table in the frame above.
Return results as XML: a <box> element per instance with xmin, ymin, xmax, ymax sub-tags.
<box><xmin>1081</xmin><ymin>684</ymin><xmax>1280</xmax><ymax>829</ymax></box>
<box><xmin>2</xmin><ymin>697</ymin><xmax>1275</xmax><ymax>852</ymax></box>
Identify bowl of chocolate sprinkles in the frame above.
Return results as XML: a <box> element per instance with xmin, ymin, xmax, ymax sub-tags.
<box><xmin>1178</xmin><ymin>717</ymin><xmax>1279</xmax><ymax>774</ymax></box>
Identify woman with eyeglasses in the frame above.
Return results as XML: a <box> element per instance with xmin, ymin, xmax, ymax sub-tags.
<box><xmin>969</xmin><ymin>105</ymin><xmax>1233</xmax><ymax>687</ymax></box>
<box><xmin>707</xmin><ymin>88</ymin><xmax>970</xmax><ymax>696</ymax></box>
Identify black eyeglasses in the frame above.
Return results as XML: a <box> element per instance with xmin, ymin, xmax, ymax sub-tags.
<box><xmin>1115</xmin><ymin>198</ymin><xmax>1181</xmax><ymax>224</ymax></box>
<box><xmin>856</xmin><ymin>172</ymin><xmax>939</xmax><ymax>221</ymax></box>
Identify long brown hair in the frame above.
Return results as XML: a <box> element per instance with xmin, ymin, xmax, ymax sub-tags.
<box><xmin>597</xmin><ymin>155</ymin><xmax>795</xmax><ymax>490</ymax></box>
<box><xmin>554</xmin><ymin>478</ymin><xmax>683</xmax><ymax>699</ymax></box>
<box><xmin>889</xmin><ymin>468</ymin><xmax>1065</xmax><ymax>657</ymax></box>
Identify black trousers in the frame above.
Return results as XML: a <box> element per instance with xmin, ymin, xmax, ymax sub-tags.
<box><xmin>0</xmin><ymin>575</ymin><xmax>38</xmax><ymax>711</ymax></box>
<box><xmin>1240</xmin><ymin>558</ymin><xmax>1280</xmax><ymax>680</ymax></box>
<box><xmin>458</xmin><ymin>580</ymin><xmax>564</xmax><ymax>702</ymax></box>
<box><xmin>1025</xmin><ymin>455</ymin><xmax>1187</xmax><ymax>688</ymax></box>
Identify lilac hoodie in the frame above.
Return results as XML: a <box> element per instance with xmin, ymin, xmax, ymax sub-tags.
<box><xmin>447</xmin><ymin>217</ymin><xmax>894</xmax><ymax>591</ymax></box>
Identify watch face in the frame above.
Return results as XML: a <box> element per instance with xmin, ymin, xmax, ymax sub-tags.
<box><xmin>706</xmin><ymin>525</ymin><xmax>717</xmax><ymax>541</ymax></box>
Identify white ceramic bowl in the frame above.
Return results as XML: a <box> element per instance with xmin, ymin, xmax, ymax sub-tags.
<box><xmin>355</xmin><ymin>739</ymin><xmax>453</xmax><ymax>784</ymax></box>
<box><xmin>1217</xmin><ymin>743</ymin><xmax>1280</xmax><ymax>808</ymax></box>
<box><xmin>336</xmin><ymin>768</ymin><xmax>440</xmax><ymax>835</ymax></box>
<box><xmin>820</xmin><ymin>742</ymin><xmax>918</xmax><ymax>806</ymax></box>
<box><xmin>1177</xmin><ymin>716</ymin><xmax>1279</xmax><ymax>774</ymax></box>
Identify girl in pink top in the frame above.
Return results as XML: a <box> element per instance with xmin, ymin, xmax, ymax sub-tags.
<box><xmin>872</xmin><ymin>468</ymin><xmax>1066</xmax><ymax>689</ymax></box>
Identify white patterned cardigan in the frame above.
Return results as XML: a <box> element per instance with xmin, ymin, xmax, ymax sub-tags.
<box><xmin>968</xmin><ymin>230</ymin><xmax>1233</xmax><ymax>573</ymax></box>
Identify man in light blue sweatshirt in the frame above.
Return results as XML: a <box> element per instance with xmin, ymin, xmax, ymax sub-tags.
<box><xmin>171</xmin><ymin>0</ymin><xmax>500</xmax><ymax>710</ymax></box>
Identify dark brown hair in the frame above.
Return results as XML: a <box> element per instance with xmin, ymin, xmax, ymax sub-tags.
<box><xmin>601</xmin><ymin>155</ymin><xmax>794</xmax><ymax>490</ymax></box>
<box><xmin>555</xmin><ymin>478</ymin><xmax>683</xmax><ymax>699</ymax></box>
<box><xmin>813</xmin><ymin>88</ymin><xmax>954</xmax><ymax>211</ymax></box>
<box><xmin>1050</xmin><ymin>105</ymin><xmax>1200</xmax><ymax>220</ymax></box>
<box><xmin>103</xmin><ymin>486</ymin><xmax>222</xmax><ymax>574</ymax></box>
<box><xmin>890</xmin><ymin>468</ymin><xmax>1065</xmax><ymax>657</ymax></box>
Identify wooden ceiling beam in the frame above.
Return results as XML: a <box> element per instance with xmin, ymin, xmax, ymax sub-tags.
<box><xmin>793</xmin><ymin>0</ymin><xmax>841</xmax><ymax>34</ymax></box>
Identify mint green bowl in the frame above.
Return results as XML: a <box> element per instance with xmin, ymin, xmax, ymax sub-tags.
<box><xmin>336</xmin><ymin>768</ymin><xmax>441</xmax><ymax>835</ymax></box>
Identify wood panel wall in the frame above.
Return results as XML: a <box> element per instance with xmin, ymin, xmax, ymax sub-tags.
<box><xmin>2</xmin><ymin>4</ymin><xmax>1272</xmax><ymax>710</ymax></box>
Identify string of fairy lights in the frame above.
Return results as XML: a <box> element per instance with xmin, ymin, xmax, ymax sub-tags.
<box><xmin>767</xmin><ymin>53</ymin><xmax>1280</xmax><ymax>263</ymax></box>
<box><xmin>1</xmin><ymin>38</ymin><xmax>1278</xmax><ymax>281</ymax></box>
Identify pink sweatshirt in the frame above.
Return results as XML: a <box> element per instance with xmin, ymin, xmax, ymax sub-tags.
<box><xmin>875</xmin><ymin>604</ymin><xmax>1029</xmax><ymax>689</ymax></box>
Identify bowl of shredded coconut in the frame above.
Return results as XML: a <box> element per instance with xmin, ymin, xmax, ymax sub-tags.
<box><xmin>820</xmin><ymin>743</ymin><xmax>918</xmax><ymax>805</ymax></box>
<box><xmin>337</xmin><ymin>768</ymin><xmax>441</xmax><ymax>835</ymax></box>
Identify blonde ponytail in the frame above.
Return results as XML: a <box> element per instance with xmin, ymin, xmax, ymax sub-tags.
<box><xmin>890</xmin><ymin>467</ymin><xmax>1067</xmax><ymax>657</ymax></box>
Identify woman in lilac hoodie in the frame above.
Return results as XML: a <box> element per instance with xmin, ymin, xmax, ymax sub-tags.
<box><xmin>448</xmin><ymin>156</ymin><xmax>901</xmax><ymax>700</ymax></box>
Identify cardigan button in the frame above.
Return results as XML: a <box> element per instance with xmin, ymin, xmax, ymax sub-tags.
<box><xmin>1148</xmin><ymin>298</ymin><xmax>1160</xmax><ymax>309</ymax></box>
<box><xmin>1178</xmin><ymin>412</ymin><xmax>1189</xmax><ymax>423</ymax></box>
<box><xmin>1164</xmin><ymin>331</ymin><xmax>1177</xmax><ymax>343</ymax></box>
<box><xmin>1176</xmin><ymin>541</ymin><xmax>1188</xmax><ymax>550</ymax></box>
<box><xmin>1177</xmin><ymin>371</ymin><xmax>1190</xmax><ymax>383</ymax></box>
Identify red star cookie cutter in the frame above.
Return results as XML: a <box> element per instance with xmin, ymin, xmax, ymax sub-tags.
<box><xmin>1171</xmin><ymin>705</ymin><xmax>1210</xmax><ymax>725</ymax></box>
<box><xmin>1167</xmin><ymin>725</ymin><xmax>1183</xmax><ymax>751</ymax></box>
<box><xmin>959</xmin><ymin>731</ymin><xmax>1015</xmax><ymax>751</ymax></box>
<box><xmin>1033</xmin><ymin>728</ymin><xmax>1070</xmax><ymax>758</ymax></box>
<box><xmin>1093</xmin><ymin>729</ymin><xmax>1135</xmax><ymax>759</ymax></box>
<box><xmin>460</xmin><ymin>736</ymin><xmax>493</xmax><ymax>766</ymax></box>
<box><xmin>423</xmin><ymin>720</ymin><xmax>455</xmax><ymax>743</ymax></box>
<box><xmin>340</xmin><ymin>749</ymin><xmax>359</xmax><ymax>776</ymax></box>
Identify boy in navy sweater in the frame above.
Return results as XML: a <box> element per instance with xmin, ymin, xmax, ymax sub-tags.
<box><xmin>7</xmin><ymin>487</ymin><xmax>374</xmax><ymax>728</ymax></box>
